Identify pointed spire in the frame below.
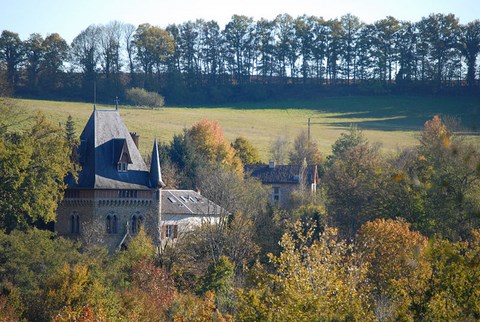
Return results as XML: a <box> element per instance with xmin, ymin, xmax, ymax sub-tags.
<box><xmin>149</xmin><ymin>137</ymin><xmax>165</xmax><ymax>188</ymax></box>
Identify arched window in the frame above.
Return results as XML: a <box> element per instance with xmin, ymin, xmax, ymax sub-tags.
<box><xmin>106</xmin><ymin>215</ymin><xmax>111</xmax><ymax>233</ymax></box>
<box><xmin>131</xmin><ymin>214</ymin><xmax>143</xmax><ymax>234</ymax></box>
<box><xmin>131</xmin><ymin>215</ymin><xmax>137</xmax><ymax>234</ymax></box>
<box><xmin>71</xmin><ymin>212</ymin><xmax>80</xmax><ymax>234</ymax></box>
<box><xmin>112</xmin><ymin>215</ymin><xmax>118</xmax><ymax>234</ymax></box>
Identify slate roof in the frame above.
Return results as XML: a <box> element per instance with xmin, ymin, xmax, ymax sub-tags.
<box><xmin>162</xmin><ymin>190</ymin><xmax>225</xmax><ymax>216</ymax></box>
<box><xmin>149</xmin><ymin>137</ymin><xmax>165</xmax><ymax>188</ymax></box>
<box><xmin>245</xmin><ymin>164</ymin><xmax>318</xmax><ymax>185</ymax></box>
<box><xmin>70</xmin><ymin>108</ymin><xmax>154</xmax><ymax>190</ymax></box>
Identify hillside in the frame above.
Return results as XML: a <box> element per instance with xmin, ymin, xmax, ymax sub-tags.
<box><xmin>13</xmin><ymin>95</ymin><xmax>480</xmax><ymax>161</ymax></box>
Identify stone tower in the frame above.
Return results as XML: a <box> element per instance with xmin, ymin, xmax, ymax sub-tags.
<box><xmin>56</xmin><ymin>107</ymin><xmax>165</xmax><ymax>250</ymax></box>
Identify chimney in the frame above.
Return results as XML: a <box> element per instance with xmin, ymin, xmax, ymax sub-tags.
<box><xmin>130</xmin><ymin>132</ymin><xmax>139</xmax><ymax>149</ymax></box>
<box><xmin>269</xmin><ymin>161</ymin><xmax>276</xmax><ymax>169</ymax></box>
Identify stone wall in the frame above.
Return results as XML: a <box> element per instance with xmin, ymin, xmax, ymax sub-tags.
<box><xmin>56</xmin><ymin>189</ymin><xmax>161</xmax><ymax>251</ymax></box>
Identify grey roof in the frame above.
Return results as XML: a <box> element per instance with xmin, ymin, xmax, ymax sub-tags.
<box><xmin>149</xmin><ymin>137</ymin><xmax>165</xmax><ymax>188</ymax></box>
<box><xmin>70</xmin><ymin>108</ymin><xmax>152</xmax><ymax>190</ymax></box>
<box><xmin>162</xmin><ymin>190</ymin><xmax>225</xmax><ymax>216</ymax></box>
<box><xmin>245</xmin><ymin>164</ymin><xmax>318</xmax><ymax>185</ymax></box>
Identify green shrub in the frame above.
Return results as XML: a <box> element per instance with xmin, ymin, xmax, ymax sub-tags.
<box><xmin>126</xmin><ymin>87</ymin><xmax>165</xmax><ymax>108</ymax></box>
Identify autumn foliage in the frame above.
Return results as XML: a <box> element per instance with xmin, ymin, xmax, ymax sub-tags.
<box><xmin>187</xmin><ymin>118</ymin><xmax>243</xmax><ymax>174</ymax></box>
<box><xmin>2</xmin><ymin>101</ymin><xmax>480</xmax><ymax>321</ymax></box>
<box><xmin>120</xmin><ymin>259</ymin><xmax>176</xmax><ymax>321</ymax></box>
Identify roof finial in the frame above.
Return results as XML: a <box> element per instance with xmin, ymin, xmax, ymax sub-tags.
<box><xmin>115</xmin><ymin>96</ymin><xmax>119</xmax><ymax>110</ymax></box>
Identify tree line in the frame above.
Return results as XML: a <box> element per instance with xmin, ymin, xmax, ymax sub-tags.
<box><xmin>1</xmin><ymin>13</ymin><xmax>480</xmax><ymax>104</ymax></box>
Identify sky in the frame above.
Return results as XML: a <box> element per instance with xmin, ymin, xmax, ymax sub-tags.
<box><xmin>1</xmin><ymin>0</ymin><xmax>479</xmax><ymax>43</ymax></box>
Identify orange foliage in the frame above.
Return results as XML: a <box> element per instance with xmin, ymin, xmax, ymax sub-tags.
<box><xmin>420</xmin><ymin>115</ymin><xmax>451</xmax><ymax>149</ymax></box>
<box><xmin>187</xmin><ymin>118</ymin><xmax>243</xmax><ymax>174</ymax></box>
<box><xmin>120</xmin><ymin>259</ymin><xmax>176</xmax><ymax>321</ymax></box>
<box><xmin>357</xmin><ymin>218</ymin><xmax>429</xmax><ymax>294</ymax></box>
<box><xmin>0</xmin><ymin>295</ymin><xmax>19</xmax><ymax>322</ymax></box>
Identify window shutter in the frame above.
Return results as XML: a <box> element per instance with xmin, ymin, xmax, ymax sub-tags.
<box><xmin>162</xmin><ymin>225</ymin><xmax>166</xmax><ymax>239</ymax></box>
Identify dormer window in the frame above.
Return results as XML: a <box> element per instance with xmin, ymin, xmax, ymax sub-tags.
<box><xmin>113</xmin><ymin>139</ymin><xmax>132</xmax><ymax>172</ymax></box>
<box><xmin>117</xmin><ymin>162</ymin><xmax>128</xmax><ymax>172</ymax></box>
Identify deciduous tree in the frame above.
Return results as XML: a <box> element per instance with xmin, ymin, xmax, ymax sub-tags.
<box><xmin>458</xmin><ymin>20</ymin><xmax>480</xmax><ymax>88</ymax></box>
<box><xmin>70</xmin><ymin>25</ymin><xmax>101</xmax><ymax>95</ymax></box>
<box><xmin>289</xmin><ymin>130</ymin><xmax>322</xmax><ymax>165</ymax></box>
<box><xmin>39</xmin><ymin>33</ymin><xmax>69</xmax><ymax>94</ymax></box>
<box><xmin>237</xmin><ymin>222</ymin><xmax>373</xmax><ymax>321</ymax></box>
<box><xmin>0</xmin><ymin>30</ymin><xmax>23</xmax><ymax>90</ymax></box>
<box><xmin>356</xmin><ymin>218</ymin><xmax>429</xmax><ymax>320</ymax></box>
<box><xmin>24</xmin><ymin>33</ymin><xmax>44</xmax><ymax>91</ymax></box>
<box><xmin>231</xmin><ymin>136</ymin><xmax>260</xmax><ymax>165</ymax></box>
<box><xmin>0</xmin><ymin>106</ymin><xmax>74</xmax><ymax>231</ymax></box>
<box><xmin>324</xmin><ymin>139</ymin><xmax>391</xmax><ymax>238</ymax></box>
<box><xmin>0</xmin><ymin>229</ymin><xmax>81</xmax><ymax>321</ymax></box>
<box><xmin>133</xmin><ymin>23</ymin><xmax>174</xmax><ymax>89</ymax></box>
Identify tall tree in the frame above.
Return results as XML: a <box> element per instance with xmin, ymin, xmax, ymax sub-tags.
<box><xmin>274</xmin><ymin>14</ymin><xmax>298</xmax><ymax>79</ymax></box>
<box><xmin>177</xmin><ymin>21</ymin><xmax>200</xmax><ymax>87</ymax></box>
<box><xmin>417</xmin><ymin>14</ymin><xmax>461</xmax><ymax>82</ymax></box>
<box><xmin>325</xmin><ymin>19</ymin><xmax>343</xmax><ymax>83</ymax></box>
<box><xmin>71</xmin><ymin>25</ymin><xmax>101</xmax><ymax>96</ymax></box>
<box><xmin>309</xmin><ymin>16</ymin><xmax>330</xmax><ymax>82</ymax></box>
<box><xmin>372</xmin><ymin>16</ymin><xmax>401</xmax><ymax>82</ymax></box>
<box><xmin>294</xmin><ymin>15</ymin><xmax>314</xmax><ymax>82</ymax></box>
<box><xmin>198</xmin><ymin>20</ymin><xmax>223</xmax><ymax>85</ymax></box>
<box><xmin>223</xmin><ymin>15</ymin><xmax>255</xmax><ymax>84</ymax></box>
<box><xmin>339</xmin><ymin>14</ymin><xmax>362</xmax><ymax>83</ymax></box>
<box><xmin>324</xmin><ymin>137</ymin><xmax>392</xmax><ymax>238</ymax></box>
<box><xmin>39</xmin><ymin>33</ymin><xmax>69</xmax><ymax>94</ymax></box>
<box><xmin>133</xmin><ymin>23</ymin><xmax>174</xmax><ymax>89</ymax></box>
<box><xmin>356</xmin><ymin>218</ymin><xmax>429</xmax><ymax>320</ymax></box>
<box><xmin>457</xmin><ymin>20</ymin><xmax>480</xmax><ymax>88</ymax></box>
<box><xmin>24</xmin><ymin>33</ymin><xmax>44</xmax><ymax>92</ymax></box>
<box><xmin>416</xmin><ymin>116</ymin><xmax>480</xmax><ymax>239</ymax></box>
<box><xmin>254</xmin><ymin>18</ymin><xmax>276</xmax><ymax>80</ymax></box>
<box><xmin>0</xmin><ymin>30</ymin><xmax>23</xmax><ymax>91</ymax></box>
<box><xmin>354</xmin><ymin>24</ymin><xmax>375</xmax><ymax>80</ymax></box>
<box><xmin>123</xmin><ymin>23</ymin><xmax>137</xmax><ymax>85</ymax></box>
<box><xmin>395</xmin><ymin>21</ymin><xmax>417</xmax><ymax>82</ymax></box>
<box><xmin>99</xmin><ymin>21</ymin><xmax>123</xmax><ymax>93</ymax></box>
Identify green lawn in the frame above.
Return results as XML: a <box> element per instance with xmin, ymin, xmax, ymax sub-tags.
<box><xmin>12</xmin><ymin>95</ymin><xmax>480</xmax><ymax>161</ymax></box>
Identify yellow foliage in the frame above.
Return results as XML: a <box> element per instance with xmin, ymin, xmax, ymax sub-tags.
<box><xmin>243</xmin><ymin>222</ymin><xmax>377</xmax><ymax>321</ymax></box>
<box><xmin>172</xmin><ymin>291</ymin><xmax>232</xmax><ymax>322</ymax></box>
<box><xmin>391</xmin><ymin>172</ymin><xmax>405</xmax><ymax>182</ymax></box>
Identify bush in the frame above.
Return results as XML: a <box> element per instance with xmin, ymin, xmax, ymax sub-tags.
<box><xmin>125</xmin><ymin>87</ymin><xmax>165</xmax><ymax>108</ymax></box>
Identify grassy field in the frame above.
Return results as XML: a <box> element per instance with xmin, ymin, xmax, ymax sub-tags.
<box><xmin>12</xmin><ymin>95</ymin><xmax>480</xmax><ymax>161</ymax></box>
